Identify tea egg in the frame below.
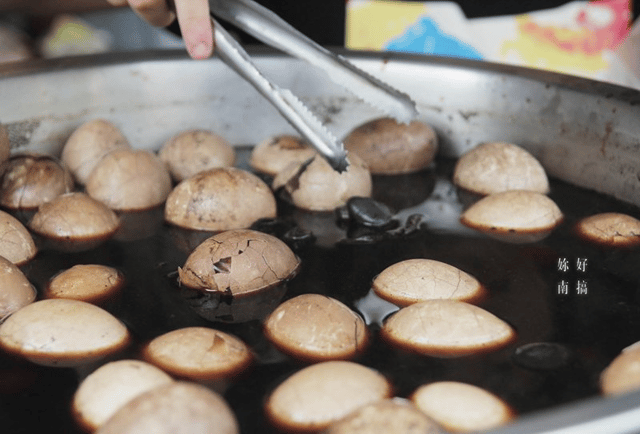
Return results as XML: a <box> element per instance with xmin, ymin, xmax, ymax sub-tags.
<box><xmin>372</xmin><ymin>258</ymin><xmax>486</xmax><ymax>306</ymax></box>
<box><xmin>343</xmin><ymin>117</ymin><xmax>438</xmax><ymax>175</ymax></box>
<box><xmin>86</xmin><ymin>149</ymin><xmax>172</xmax><ymax>211</ymax></box>
<box><xmin>272</xmin><ymin>154</ymin><xmax>372</xmax><ymax>211</ymax></box>
<box><xmin>380</xmin><ymin>299</ymin><xmax>515</xmax><ymax>357</ymax></box>
<box><xmin>453</xmin><ymin>142</ymin><xmax>549</xmax><ymax>195</ymax></box>
<box><xmin>45</xmin><ymin>264</ymin><xmax>125</xmax><ymax>305</ymax></box>
<box><xmin>0</xmin><ymin>255</ymin><xmax>36</xmax><ymax>320</ymax></box>
<box><xmin>0</xmin><ymin>210</ymin><xmax>37</xmax><ymax>265</ymax></box>
<box><xmin>600</xmin><ymin>342</ymin><xmax>640</xmax><ymax>396</ymax></box>
<box><xmin>265</xmin><ymin>361</ymin><xmax>392</xmax><ymax>432</ymax></box>
<box><xmin>411</xmin><ymin>381</ymin><xmax>515</xmax><ymax>432</ymax></box>
<box><xmin>159</xmin><ymin>129</ymin><xmax>235</xmax><ymax>182</ymax></box>
<box><xmin>165</xmin><ymin>167</ymin><xmax>276</xmax><ymax>231</ymax></box>
<box><xmin>575</xmin><ymin>212</ymin><xmax>640</xmax><ymax>247</ymax></box>
<box><xmin>72</xmin><ymin>359</ymin><xmax>174</xmax><ymax>431</ymax></box>
<box><xmin>250</xmin><ymin>134</ymin><xmax>317</xmax><ymax>177</ymax></box>
<box><xmin>263</xmin><ymin>294</ymin><xmax>368</xmax><ymax>362</ymax></box>
<box><xmin>460</xmin><ymin>190</ymin><xmax>563</xmax><ymax>243</ymax></box>
<box><xmin>61</xmin><ymin>119</ymin><xmax>130</xmax><ymax>185</ymax></box>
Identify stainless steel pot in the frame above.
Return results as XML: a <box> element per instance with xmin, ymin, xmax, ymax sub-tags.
<box><xmin>1</xmin><ymin>49</ymin><xmax>640</xmax><ymax>434</ymax></box>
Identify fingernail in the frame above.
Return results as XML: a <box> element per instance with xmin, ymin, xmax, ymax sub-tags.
<box><xmin>191</xmin><ymin>42</ymin><xmax>211</xmax><ymax>59</ymax></box>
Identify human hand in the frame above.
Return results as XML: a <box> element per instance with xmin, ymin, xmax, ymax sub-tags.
<box><xmin>106</xmin><ymin>0</ymin><xmax>214</xmax><ymax>59</ymax></box>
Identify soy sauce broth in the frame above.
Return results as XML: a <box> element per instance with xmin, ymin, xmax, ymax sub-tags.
<box><xmin>2</xmin><ymin>148</ymin><xmax>640</xmax><ymax>434</ymax></box>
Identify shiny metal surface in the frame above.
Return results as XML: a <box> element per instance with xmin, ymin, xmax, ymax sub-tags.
<box><xmin>1</xmin><ymin>49</ymin><xmax>640</xmax><ymax>433</ymax></box>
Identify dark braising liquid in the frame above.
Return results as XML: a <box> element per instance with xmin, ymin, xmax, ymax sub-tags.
<box><xmin>2</xmin><ymin>149</ymin><xmax>640</xmax><ymax>433</ymax></box>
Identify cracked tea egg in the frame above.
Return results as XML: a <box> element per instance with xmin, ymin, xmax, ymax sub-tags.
<box><xmin>95</xmin><ymin>381</ymin><xmax>239</xmax><ymax>434</ymax></box>
<box><xmin>265</xmin><ymin>361</ymin><xmax>392</xmax><ymax>432</ymax></box>
<box><xmin>142</xmin><ymin>327</ymin><xmax>253</xmax><ymax>391</ymax></box>
<box><xmin>28</xmin><ymin>192</ymin><xmax>120</xmax><ymax>251</ymax></box>
<box><xmin>372</xmin><ymin>259</ymin><xmax>486</xmax><ymax>306</ymax></box>
<box><xmin>165</xmin><ymin>167</ymin><xmax>277</xmax><ymax>231</ymax></box>
<box><xmin>178</xmin><ymin>229</ymin><xmax>300</xmax><ymax>322</ymax></box>
<box><xmin>0</xmin><ymin>255</ymin><xmax>36</xmax><ymax>320</ymax></box>
<box><xmin>61</xmin><ymin>119</ymin><xmax>130</xmax><ymax>185</ymax></box>
<box><xmin>460</xmin><ymin>190</ymin><xmax>563</xmax><ymax>243</ymax></box>
<box><xmin>0</xmin><ymin>299</ymin><xmax>130</xmax><ymax>367</ymax></box>
<box><xmin>159</xmin><ymin>129</ymin><xmax>235</xmax><ymax>182</ymax></box>
<box><xmin>86</xmin><ymin>148</ymin><xmax>172</xmax><ymax>211</ymax></box>
<box><xmin>343</xmin><ymin>117</ymin><xmax>438</xmax><ymax>175</ymax></box>
<box><xmin>0</xmin><ymin>209</ymin><xmax>37</xmax><ymax>265</ymax></box>
<box><xmin>0</xmin><ymin>153</ymin><xmax>73</xmax><ymax>211</ymax></box>
<box><xmin>250</xmin><ymin>135</ymin><xmax>317</xmax><ymax>177</ymax></box>
<box><xmin>45</xmin><ymin>264</ymin><xmax>125</xmax><ymax>305</ymax></box>
<box><xmin>575</xmin><ymin>212</ymin><xmax>640</xmax><ymax>247</ymax></box>
<box><xmin>453</xmin><ymin>142</ymin><xmax>549</xmax><ymax>196</ymax></box>
<box><xmin>380</xmin><ymin>299</ymin><xmax>515</xmax><ymax>357</ymax></box>
<box><xmin>600</xmin><ymin>342</ymin><xmax>640</xmax><ymax>396</ymax></box>
<box><xmin>272</xmin><ymin>153</ymin><xmax>372</xmax><ymax>211</ymax></box>
<box><xmin>263</xmin><ymin>294</ymin><xmax>369</xmax><ymax>362</ymax></box>
<box><xmin>72</xmin><ymin>359</ymin><xmax>174</xmax><ymax>432</ymax></box>
<box><xmin>411</xmin><ymin>381</ymin><xmax>514</xmax><ymax>432</ymax></box>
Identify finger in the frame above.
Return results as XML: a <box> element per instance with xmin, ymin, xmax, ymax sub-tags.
<box><xmin>128</xmin><ymin>0</ymin><xmax>176</xmax><ymax>28</ymax></box>
<box><xmin>174</xmin><ymin>0</ymin><xmax>214</xmax><ymax>59</ymax></box>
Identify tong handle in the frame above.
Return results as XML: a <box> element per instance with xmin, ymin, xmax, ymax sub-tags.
<box><xmin>212</xmin><ymin>18</ymin><xmax>349</xmax><ymax>172</ymax></box>
<box><xmin>209</xmin><ymin>0</ymin><xmax>418</xmax><ymax>123</ymax></box>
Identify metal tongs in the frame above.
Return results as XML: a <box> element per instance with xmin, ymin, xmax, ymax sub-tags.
<box><xmin>208</xmin><ymin>0</ymin><xmax>418</xmax><ymax>172</ymax></box>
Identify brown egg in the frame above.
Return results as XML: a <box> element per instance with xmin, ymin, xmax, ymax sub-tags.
<box><xmin>45</xmin><ymin>264</ymin><xmax>125</xmax><ymax>305</ymax></box>
<box><xmin>343</xmin><ymin>117</ymin><xmax>438</xmax><ymax>175</ymax></box>
<box><xmin>165</xmin><ymin>167</ymin><xmax>277</xmax><ymax>231</ymax></box>
<box><xmin>575</xmin><ymin>212</ymin><xmax>640</xmax><ymax>247</ymax></box>
<box><xmin>460</xmin><ymin>190</ymin><xmax>563</xmax><ymax>243</ymax></box>
<box><xmin>250</xmin><ymin>135</ymin><xmax>317</xmax><ymax>177</ymax></box>
<box><xmin>0</xmin><ymin>210</ymin><xmax>37</xmax><ymax>265</ymax></box>
<box><xmin>28</xmin><ymin>192</ymin><xmax>120</xmax><ymax>251</ymax></box>
<box><xmin>0</xmin><ymin>299</ymin><xmax>129</xmax><ymax>367</ymax></box>
<box><xmin>72</xmin><ymin>359</ymin><xmax>174</xmax><ymax>432</ymax></box>
<box><xmin>272</xmin><ymin>154</ymin><xmax>372</xmax><ymax>211</ymax></box>
<box><xmin>61</xmin><ymin>119</ymin><xmax>130</xmax><ymax>185</ymax></box>
<box><xmin>86</xmin><ymin>149</ymin><xmax>172</xmax><ymax>211</ymax></box>
<box><xmin>179</xmin><ymin>229</ymin><xmax>300</xmax><ymax>296</ymax></box>
<box><xmin>0</xmin><ymin>255</ymin><xmax>36</xmax><ymax>320</ymax></box>
<box><xmin>95</xmin><ymin>382</ymin><xmax>239</xmax><ymax>434</ymax></box>
<box><xmin>0</xmin><ymin>153</ymin><xmax>74</xmax><ymax>210</ymax></box>
<box><xmin>324</xmin><ymin>398</ymin><xmax>445</xmax><ymax>434</ymax></box>
<box><xmin>265</xmin><ymin>361</ymin><xmax>392</xmax><ymax>433</ymax></box>
<box><xmin>263</xmin><ymin>294</ymin><xmax>369</xmax><ymax>362</ymax></box>
<box><xmin>411</xmin><ymin>381</ymin><xmax>515</xmax><ymax>432</ymax></box>
<box><xmin>142</xmin><ymin>327</ymin><xmax>253</xmax><ymax>390</ymax></box>
<box><xmin>159</xmin><ymin>129</ymin><xmax>236</xmax><ymax>182</ymax></box>
<box><xmin>453</xmin><ymin>142</ymin><xmax>549</xmax><ymax>196</ymax></box>
<box><xmin>600</xmin><ymin>342</ymin><xmax>640</xmax><ymax>396</ymax></box>
<box><xmin>380</xmin><ymin>300</ymin><xmax>515</xmax><ymax>357</ymax></box>
<box><xmin>372</xmin><ymin>259</ymin><xmax>486</xmax><ymax>306</ymax></box>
